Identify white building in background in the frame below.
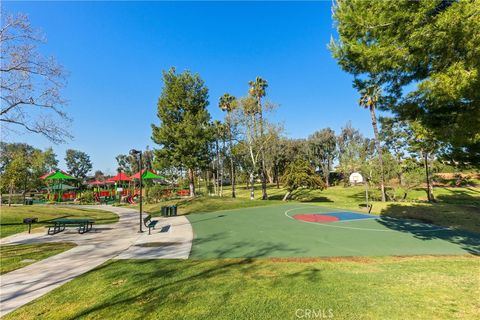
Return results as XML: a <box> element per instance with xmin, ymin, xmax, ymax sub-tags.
<box><xmin>349</xmin><ymin>172</ymin><xmax>364</xmax><ymax>185</ymax></box>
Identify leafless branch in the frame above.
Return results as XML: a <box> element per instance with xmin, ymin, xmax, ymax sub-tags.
<box><xmin>0</xmin><ymin>11</ymin><xmax>70</xmax><ymax>143</ymax></box>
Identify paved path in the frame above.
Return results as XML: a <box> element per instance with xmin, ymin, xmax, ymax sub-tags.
<box><xmin>0</xmin><ymin>205</ymin><xmax>193</xmax><ymax>317</ymax></box>
<box><xmin>116</xmin><ymin>215</ymin><xmax>192</xmax><ymax>259</ymax></box>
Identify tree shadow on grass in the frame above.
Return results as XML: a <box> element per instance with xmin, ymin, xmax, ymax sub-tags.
<box><xmin>283</xmin><ymin>189</ymin><xmax>334</xmax><ymax>203</ymax></box>
<box><xmin>267</xmin><ymin>194</ymin><xmax>285</xmax><ymax>201</ymax></box>
<box><xmin>191</xmin><ymin>231</ymin><xmax>305</xmax><ymax>259</ymax></box>
<box><xmin>65</xmin><ymin>241</ymin><xmax>317</xmax><ymax>319</ymax></box>
<box><xmin>434</xmin><ymin>187</ymin><xmax>480</xmax><ymax>205</ymax></box>
<box><xmin>298</xmin><ymin>196</ymin><xmax>333</xmax><ymax>203</ymax></box>
<box><xmin>379</xmin><ymin>204</ymin><xmax>480</xmax><ymax>256</ymax></box>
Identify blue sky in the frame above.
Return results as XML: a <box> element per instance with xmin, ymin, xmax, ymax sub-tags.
<box><xmin>4</xmin><ymin>1</ymin><xmax>381</xmax><ymax>174</ymax></box>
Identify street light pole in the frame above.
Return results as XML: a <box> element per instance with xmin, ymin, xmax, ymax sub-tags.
<box><xmin>130</xmin><ymin>149</ymin><xmax>143</xmax><ymax>233</ymax></box>
<box><xmin>139</xmin><ymin>152</ymin><xmax>143</xmax><ymax>233</ymax></box>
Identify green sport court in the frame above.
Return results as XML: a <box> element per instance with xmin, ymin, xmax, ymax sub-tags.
<box><xmin>187</xmin><ymin>204</ymin><xmax>480</xmax><ymax>258</ymax></box>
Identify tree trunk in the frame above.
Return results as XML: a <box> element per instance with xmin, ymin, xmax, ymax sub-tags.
<box><xmin>397</xmin><ymin>155</ymin><xmax>404</xmax><ymax>186</ymax></box>
<box><xmin>8</xmin><ymin>185</ymin><xmax>13</xmax><ymax>207</ymax></box>
<box><xmin>220</xmin><ymin>139</ymin><xmax>225</xmax><ymax>197</ymax></box>
<box><xmin>231</xmin><ymin>163</ymin><xmax>236</xmax><ymax>198</ymax></box>
<box><xmin>204</xmin><ymin>170</ymin><xmax>209</xmax><ymax>195</ymax></box>
<box><xmin>424</xmin><ymin>151</ymin><xmax>434</xmax><ymax>202</ymax></box>
<box><xmin>215</xmin><ymin>138</ymin><xmax>220</xmax><ymax>196</ymax></box>
<box><xmin>275</xmin><ymin>164</ymin><xmax>280</xmax><ymax>189</ymax></box>
<box><xmin>260</xmin><ymin>159</ymin><xmax>268</xmax><ymax>199</ymax></box>
<box><xmin>188</xmin><ymin>168</ymin><xmax>195</xmax><ymax>197</ymax></box>
<box><xmin>369</xmin><ymin>105</ymin><xmax>386</xmax><ymax>202</ymax></box>
<box><xmin>258</xmin><ymin>99</ymin><xmax>268</xmax><ymax>200</ymax></box>
<box><xmin>219</xmin><ymin>169</ymin><xmax>223</xmax><ymax>197</ymax></box>
<box><xmin>267</xmin><ymin>168</ymin><xmax>274</xmax><ymax>184</ymax></box>
<box><xmin>282</xmin><ymin>191</ymin><xmax>291</xmax><ymax>201</ymax></box>
<box><xmin>23</xmin><ymin>176</ymin><xmax>27</xmax><ymax>204</ymax></box>
<box><xmin>213</xmin><ymin>171</ymin><xmax>217</xmax><ymax>195</ymax></box>
<box><xmin>196</xmin><ymin>170</ymin><xmax>201</xmax><ymax>194</ymax></box>
<box><xmin>227</xmin><ymin>112</ymin><xmax>236</xmax><ymax>198</ymax></box>
<box><xmin>324</xmin><ymin>161</ymin><xmax>330</xmax><ymax>188</ymax></box>
<box><xmin>250</xmin><ymin>172</ymin><xmax>255</xmax><ymax>200</ymax></box>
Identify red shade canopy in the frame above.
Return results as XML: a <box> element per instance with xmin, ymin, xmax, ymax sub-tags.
<box><xmin>88</xmin><ymin>180</ymin><xmax>113</xmax><ymax>186</ymax></box>
<box><xmin>40</xmin><ymin>171</ymin><xmax>55</xmax><ymax>180</ymax></box>
<box><xmin>106</xmin><ymin>172</ymin><xmax>131</xmax><ymax>182</ymax></box>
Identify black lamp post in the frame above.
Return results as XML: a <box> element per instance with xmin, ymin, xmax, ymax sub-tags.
<box><xmin>130</xmin><ymin>149</ymin><xmax>143</xmax><ymax>233</ymax></box>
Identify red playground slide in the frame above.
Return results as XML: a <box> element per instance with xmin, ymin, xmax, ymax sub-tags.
<box><xmin>127</xmin><ymin>195</ymin><xmax>136</xmax><ymax>204</ymax></box>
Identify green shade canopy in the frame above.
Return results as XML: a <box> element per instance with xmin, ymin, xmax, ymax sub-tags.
<box><xmin>43</xmin><ymin>183</ymin><xmax>77</xmax><ymax>191</ymax></box>
<box><xmin>44</xmin><ymin>170</ymin><xmax>76</xmax><ymax>180</ymax></box>
<box><xmin>130</xmin><ymin>169</ymin><xmax>165</xmax><ymax>180</ymax></box>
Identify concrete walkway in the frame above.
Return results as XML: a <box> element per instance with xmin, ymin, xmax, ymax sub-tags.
<box><xmin>115</xmin><ymin>215</ymin><xmax>192</xmax><ymax>259</ymax></box>
<box><xmin>0</xmin><ymin>205</ymin><xmax>193</xmax><ymax>317</ymax></box>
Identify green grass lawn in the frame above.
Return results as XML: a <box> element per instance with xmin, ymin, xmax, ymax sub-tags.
<box><xmin>5</xmin><ymin>256</ymin><xmax>479</xmax><ymax>319</ymax></box>
<box><xmin>0</xmin><ymin>242</ymin><xmax>76</xmax><ymax>274</ymax></box>
<box><xmin>0</xmin><ymin>205</ymin><xmax>119</xmax><ymax>238</ymax></box>
<box><xmin>3</xmin><ymin>186</ymin><xmax>478</xmax><ymax>319</ymax></box>
<box><xmin>142</xmin><ymin>196</ymin><xmax>284</xmax><ymax>217</ymax></box>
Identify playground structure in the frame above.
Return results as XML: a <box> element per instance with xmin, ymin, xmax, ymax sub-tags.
<box><xmin>41</xmin><ymin>170</ymin><xmax>78</xmax><ymax>202</ymax></box>
<box><xmin>38</xmin><ymin>169</ymin><xmax>168</xmax><ymax>204</ymax></box>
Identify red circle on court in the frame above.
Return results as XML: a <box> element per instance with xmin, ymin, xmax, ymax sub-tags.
<box><xmin>293</xmin><ymin>214</ymin><xmax>339</xmax><ymax>223</ymax></box>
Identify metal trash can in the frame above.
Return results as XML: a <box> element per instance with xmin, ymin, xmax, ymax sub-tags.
<box><xmin>24</xmin><ymin>199</ymin><xmax>33</xmax><ymax>205</ymax></box>
<box><xmin>172</xmin><ymin>205</ymin><xmax>177</xmax><ymax>216</ymax></box>
<box><xmin>161</xmin><ymin>206</ymin><xmax>167</xmax><ymax>217</ymax></box>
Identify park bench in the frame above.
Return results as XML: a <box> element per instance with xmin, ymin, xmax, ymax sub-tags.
<box><xmin>47</xmin><ymin>218</ymin><xmax>94</xmax><ymax>235</ymax></box>
<box><xmin>143</xmin><ymin>215</ymin><xmax>158</xmax><ymax>235</ymax></box>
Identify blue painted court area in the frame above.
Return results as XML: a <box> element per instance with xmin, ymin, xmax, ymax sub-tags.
<box><xmin>323</xmin><ymin>212</ymin><xmax>377</xmax><ymax>221</ymax></box>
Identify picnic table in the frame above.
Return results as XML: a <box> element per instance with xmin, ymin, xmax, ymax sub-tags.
<box><xmin>47</xmin><ymin>218</ymin><xmax>94</xmax><ymax>235</ymax></box>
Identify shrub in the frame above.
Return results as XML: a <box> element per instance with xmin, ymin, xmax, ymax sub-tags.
<box><xmin>79</xmin><ymin>192</ymin><xmax>94</xmax><ymax>204</ymax></box>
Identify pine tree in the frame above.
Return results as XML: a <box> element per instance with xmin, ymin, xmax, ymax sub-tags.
<box><xmin>151</xmin><ymin>68</ymin><xmax>213</xmax><ymax>197</ymax></box>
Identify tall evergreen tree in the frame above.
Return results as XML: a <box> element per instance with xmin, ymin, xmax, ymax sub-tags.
<box><xmin>330</xmin><ymin>0</ymin><xmax>480</xmax><ymax>165</ymax></box>
<box><xmin>308</xmin><ymin>128</ymin><xmax>337</xmax><ymax>187</ymax></box>
<box><xmin>408</xmin><ymin>121</ymin><xmax>441</xmax><ymax>202</ymax></box>
<box><xmin>65</xmin><ymin>149</ymin><xmax>92</xmax><ymax>181</ymax></box>
<box><xmin>151</xmin><ymin>68</ymin><xmax>212</xmax><ymax>197</ymax></box>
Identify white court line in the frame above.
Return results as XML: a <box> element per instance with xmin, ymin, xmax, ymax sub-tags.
<box><xmin>284</xmin><ymin>206</ymin><xmax>452</xmax><ymax>233</ymax></box>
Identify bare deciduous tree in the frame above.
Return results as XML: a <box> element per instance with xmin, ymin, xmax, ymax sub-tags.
<box><xmin>1</xmin><ymin>12</ymin><xmax>71</xmax><ymax>143</ymax></box>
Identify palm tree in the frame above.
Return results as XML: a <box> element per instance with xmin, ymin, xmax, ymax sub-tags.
<box><xmin>219</xmin><ymin>93</ymin><xmax>237</xmax><ymax>198</ymax></box>
<box><xmin>248</xmin><ymin>77</ymin><xmax>269</xmax><ymax>200</ymax></box>
<box><xmin>211</xmin><ymin>120</ymin><xmax>224</xmax><ymax>196</ymax></box>
<box><xmin>359</xmin><ymin>85</ymin><xmax>386</xmax><ymax>202</ymax></box>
